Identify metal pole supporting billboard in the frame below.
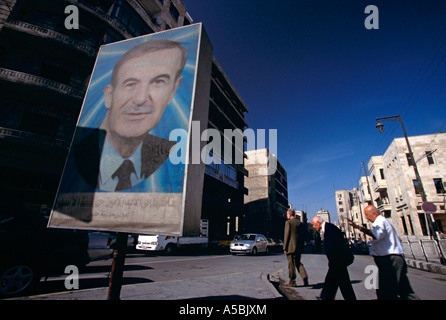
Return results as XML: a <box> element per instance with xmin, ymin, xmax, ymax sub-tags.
<box><xmin>107</xmin><ymin>232</ymin><xmax>128</xmax><ymax>300</ymax></box>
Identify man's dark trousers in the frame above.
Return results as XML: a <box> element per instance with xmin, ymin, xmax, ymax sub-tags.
<box><xmin>287</xmin><ymin>252</ymin><xmax>308</xmax><ymax>286</ymax></box>
<box><xmin>320</xmin><ymin>263</ymin><xmax>356</xmax><ymax>300</ymax></box>
<box><xmin>373</xmin><ymin>254</ymin><xmax>420</xmax><ymax>300</ymax></box>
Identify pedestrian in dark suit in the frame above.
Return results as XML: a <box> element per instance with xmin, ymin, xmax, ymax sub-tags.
<box><xmin>283</xmin><ymin>209</ymin><xmax>309</xmax><ymax>287</ymax></box>
<box><xmin>311</xmin><ymin>216</ymin><xmax>356</xmax><ymax>300</ymax></box>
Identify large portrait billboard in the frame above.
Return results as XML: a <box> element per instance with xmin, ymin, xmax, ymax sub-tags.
<box><xmin>48</xmin><ymin>23</ymin><xmax>213</xmax><ymax>235</ymax></box>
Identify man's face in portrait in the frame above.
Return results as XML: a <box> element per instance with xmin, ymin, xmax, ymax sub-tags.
<box><xmin>103</xmin><ymin>47</ymin><xmax>183</xmax><ymax>140</ymax></box>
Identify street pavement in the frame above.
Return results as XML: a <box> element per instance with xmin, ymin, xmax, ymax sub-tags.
<box><xmin>17</xmin><ymin>267</ymin><xmax>282</xmax><ymax>300</ymax></box>
<box><xmin>6</xmin><ymin>251</ymin><xmax>446</xmax><ymax>301</ymax></box>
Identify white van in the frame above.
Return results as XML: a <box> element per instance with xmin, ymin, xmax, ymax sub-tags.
<box><xmin>136</xmin><ymin>219</ymin><xmax>209</xmax><ymax>255</ymax></box>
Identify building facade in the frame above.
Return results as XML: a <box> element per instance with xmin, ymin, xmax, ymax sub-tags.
<box><xmin>361</xmin><ymin>132</ymin><xmax>446</xmax><ymax>241</ymax></box>
<box><xmin>335</xmin><ymin>189</ymin><xmax>365</xmax><ymax>241</ymax></box>
<box><xmin>244</xmin><ymin>148</ymin><xmax>288</xmax><ymax>238</ymax></box>
<box><xmin>201</xmin><ymin>58</ymin><xmax>249</xmax><ymax>241</ymax></box>
<box><xmin>316</xmin><ymin>209</ymin><xmax>331</xmax><ymax>223</ymax></box>
<box><xmin>0</xmin><ymin>0</ymin><xmax>249</xmax><ymax>240</ymax></box>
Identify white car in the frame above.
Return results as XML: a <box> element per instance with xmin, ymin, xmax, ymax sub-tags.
<box><xmin>230</xmin><ymin>233</ymin><xmax>268</xmax><ymax>255</ymax></box>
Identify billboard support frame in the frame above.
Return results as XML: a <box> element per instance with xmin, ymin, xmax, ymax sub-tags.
<box><xmin>107</xmin><ymin>232</ymin><xmax>128</xmax><ymax>300</ymax></box>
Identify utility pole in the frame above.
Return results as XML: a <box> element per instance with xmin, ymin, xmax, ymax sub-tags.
<box><xmin>362</xmin><ymin>161</ymin><xmax>375</xmax><ymax>207</ymax></box>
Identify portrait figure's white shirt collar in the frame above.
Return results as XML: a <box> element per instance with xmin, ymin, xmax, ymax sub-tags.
<box><xmin>99</xmin><ymin>137</ymin><xmax>142</xmax><ymax>191</ymax></box>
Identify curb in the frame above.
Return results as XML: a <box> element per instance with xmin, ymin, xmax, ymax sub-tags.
<box><xmin>406</xmin><ymin>258</ymin><xmax>446</xmax><ymax>275</ymax></box>
<box><xmin>261</xmin><ymin>272</ymin><xmax>284</xmax><ymax>299</ymax></box>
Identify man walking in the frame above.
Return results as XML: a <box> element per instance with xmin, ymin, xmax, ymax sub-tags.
<box><xmin>311</xmin><ymin>216</ymin><xmax>356</xmax><ymax>300</ymax></box>
<box><xmin>348</xmin><ymin>205</ymin><xmax>420</xmax><ymax>300</ymax></box>
<box><xmin>283</xmin><ymin>209</ymin><xmax>309</xmax><ymax>287</ymax></box>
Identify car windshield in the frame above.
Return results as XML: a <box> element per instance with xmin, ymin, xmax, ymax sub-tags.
<box><xmin>240</xmin><ymin>234</ymin><xmax>256</xmax><ymax>241</ymax></box>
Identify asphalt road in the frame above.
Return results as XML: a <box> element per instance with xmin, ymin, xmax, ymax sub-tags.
<box><xmin>12</xmin><ymin>248</ymin><xmax>446</xmax><ymax>300</ymax></box>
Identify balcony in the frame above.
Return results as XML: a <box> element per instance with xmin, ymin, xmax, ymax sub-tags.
<box><xmin>204</xmin><ymin>165</ymin><xmax>239</xmax><ymax>190</ymax></box>
<box><xmin>0</xmin><ymin>126</ymin><xmax>70</xmax><ymax>149</ymax></box>
<box><xmin>373</xmin><ymin>179</ymin><xmax>387</xmax><ymax>192</ymax></box>
<box><xmin>376</xmin><ymin>197</ymin><xmax>391</xmax><ymax>211</ymax></box>
<box><xmin>0</xmin><ymin>67</ymin><xmax>85</xmax><ymax>100</ymax></box>
<box><xmin>66</xmin><ymin>0</ymin><xmax>132</xmax><ymax>38</ymax></box>
<box><xmin>4</xmin><ymin>19</ymin><xmax>97</xmax><ymax>58</ymax></box>
<box><xmin>138</xmin><ymin>0</ymin><xmax>164</xmax><ymax>16</ymax></box>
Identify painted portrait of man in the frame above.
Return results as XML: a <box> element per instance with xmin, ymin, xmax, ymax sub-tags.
<box><xmin>48</xmin><ymin>24</ymin><xmax>212</xmax><ymax>234</ymax></box>
<box><xmin>73</xmin><ymin>39</ymin><xmax>187</xmax><ymax>192</ymax></box>
<box><xmin>57</xmin><ymin>26</ymin><xmax>201</xmax><ymax>195</ymax></box>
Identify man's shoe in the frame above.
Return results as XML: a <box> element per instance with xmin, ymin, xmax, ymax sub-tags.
<box><xmin>285</xmin><ymin>283</ymin><xmax>297</xmax><ymax>287</ymax></box>
<box><xmin>303</xmin><ymin>278</ymin><xmax>309</xmax><ymax>286</ymax></box>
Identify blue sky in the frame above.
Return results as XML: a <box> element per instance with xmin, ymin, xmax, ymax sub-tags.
<box><xmin>182</xmin><ymin>0</ymin><xmax>446</xmax><ymax>222</ymax></box>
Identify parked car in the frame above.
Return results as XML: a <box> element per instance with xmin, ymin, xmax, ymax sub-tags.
<box><xmin>0</xmin><ymin>211</ymin><xmax>89</xmax><ymax>297</ymax></box>
<box><xmin>274</xmin><ymin>239</ymin><xmax>284</xmax><ymax>248</ymax></box>
<box><xmin>230</xmin><ymin>233</ymin><xmax>268</xmax><ymax>255</ymax></box>
<box><xmin>267</xmin><ymin>238</ymin><xmax>276</xmax><ymax>247</ymax></box>
<box><xmin>87</xmin><ymin>232</ymin><xmax>115</xmax><ymax>261</ymax></box>
<box><xmin>88</xmin><ymin>232</ymin><xmax>137</xmax><ymax>261</ymax></box>
<box><xmin>217</xmin><ymin>235</ymin><xmax>240</xmax><ymax>249</ymax></box>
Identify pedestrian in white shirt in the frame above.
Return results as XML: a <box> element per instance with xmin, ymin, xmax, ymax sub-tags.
<box><xmin>348</xmin><ymin>205</ymin><xmax>420</xmax><ymax>300</ymax></box>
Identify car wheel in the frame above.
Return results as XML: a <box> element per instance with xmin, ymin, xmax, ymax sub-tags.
<box><xmin>164</xmin><ymin>243</ymin><xmax>176</xmax><ymax>256</ymax></box>
<box><xmin>251</xmin><ymin>247</ymin><xmax>258</xmax><ymax>256</ymax></box>
<box><xmin>0</xmin><ymin>264</ymin><xmax>38</xmax><ymax>297</ymax></box>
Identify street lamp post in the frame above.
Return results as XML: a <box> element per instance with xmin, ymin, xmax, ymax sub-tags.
<box><xmin>375</xmin><ymin>114</ymin><xmax>435</xmax><ymax>238</ymax></box>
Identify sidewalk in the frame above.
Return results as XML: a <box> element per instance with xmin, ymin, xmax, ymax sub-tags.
<box><xmin>406</xmin><ymin>258</ymin><xmax>446</xmax><ymax>275</ymax></box>
<box><xmin>8</xmin><ymin>255</ymin><xmax>446</xmax><ymax>300</ymax></box>
<box><xmin>10</xmin><ymin>271</ymin><xmax>284</xmax><ymax>300</ymax></box>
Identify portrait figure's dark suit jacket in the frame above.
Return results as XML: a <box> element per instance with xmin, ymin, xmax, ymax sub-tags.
<box><xmin>59</xmin><ymin>127</ymin><xmax>176</xmax><ymax>193</ymax></box>
<box><xmin>283</xmin><ymin>217</ymin><xmax>305</xmax><ymax>254</ymax></box>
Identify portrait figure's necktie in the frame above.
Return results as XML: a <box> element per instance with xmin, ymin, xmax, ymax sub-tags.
<box><xmin>112</xmin><ymin>159</ymin><xmax>136</xmax><ymax>191</ymax></box>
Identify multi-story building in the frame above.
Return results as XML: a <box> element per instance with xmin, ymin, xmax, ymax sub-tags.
<box><xmin>360</xmin><ymin>132</ymin><xmax>446</xmax><ymax>240</ymax></box>
<box><xmin>335</xmin><ymin>189</ymin><xmax>365</xmax><ymax>241</ymax></box>
<box><xmin>244</xmin><ymin>148</ymin><xmax>288</xmax><ymax>238</ymax></box>
<box><xmin>0</xmin><ymin>0</ymin><xmax>248</xmax><ymax>240</ymax></box>
<box><xmin>201</xmin><ymin>58</ymin><xmax>249</xmax><ymax>241</ymax></box>
<box><xmin>359</xmin><ymin>175</ymin><xmax>373</xmax><ymax>205</ymax></box>
<box><xmin>316</xmin><ymin>209</ymin><xmax>331</xmax><ymax>223</ymax></box>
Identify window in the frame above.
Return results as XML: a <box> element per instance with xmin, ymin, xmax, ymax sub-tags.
<box><xmin>380</xmin><ymin>169</ymin><xmax>385</xmax><ymax>180</ymax></box>
<box><xmin>104</xmin><ymin>28</ymin><xmax>124</xmax><ymax>44</ymax></box>
<box><xmin>434</xmin><ymin>178</ymin><xmax>445</xmax><ymax>194</ymax></box>
<box><xmin>401</xmin><ymin>217</ymin><xmax>408</xmax><ymax>235</ymax></box>
<box><xmin>426</xmin><ymin>151</ymin><xmax>435</xmax><ymax>165</ymax></box>
<box><xmin>111</xmin><ymin>0</ymin><xmax>154</xmax><ymax>36</ymax></box>
<box><xmin>183</xmin><ymin>16</ymin><xmax>191</xmax><ymax>25</ymax></box>
<box><xmin>406</xmin><ymin>153</ymin><xmax>414</xmax><ymax>167</ymax></box>
<box><xmin>169</xmin><ymin>3</ymin><xmax>180</xmax><ymax>21</ymax></box>
<box><xmin>413</xmin><ymin>180</ymin><xmax>422</xmax><ymax>195</ymax></box>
